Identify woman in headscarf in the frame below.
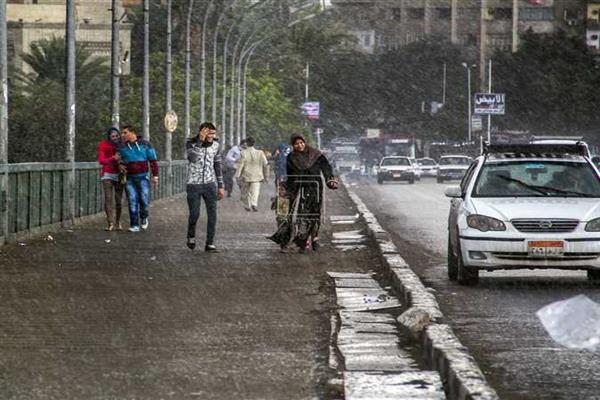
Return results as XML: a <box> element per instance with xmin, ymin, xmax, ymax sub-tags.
<box><xmin>97</xmin><ymin>127</ymin><xmax>124</xmax><ymax>231</ymax></box>
<box><xmin>269</xmin><ymin>133</ymin><xmax>338</xmax><ymax>252</ymax></box>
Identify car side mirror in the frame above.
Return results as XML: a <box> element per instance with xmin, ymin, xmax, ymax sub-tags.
<box><xmin>444</xmin><ymin>186</ymin><xmax>462</xmax><ymax>198</ymax></box>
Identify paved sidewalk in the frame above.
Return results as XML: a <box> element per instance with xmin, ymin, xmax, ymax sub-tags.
<box><xmin>0</xmin><ymin>184</ymin><xmax>385</xmax><ymax>399</ymax></box>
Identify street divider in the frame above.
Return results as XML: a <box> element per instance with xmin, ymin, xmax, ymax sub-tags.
<box><xmin>345</xmin><ymin>186</ymin><xmax>498</xmax><ymax>400</ymax></box>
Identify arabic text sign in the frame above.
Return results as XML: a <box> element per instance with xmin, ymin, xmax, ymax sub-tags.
<box><xmin>301</xmin><ymin>102</ymin><xmax>320</xmax><ymax>120</ymax></box>
<box><xmin>474</xmin><ymin>93</ymin><xmax>506</xmax><ymax>115</ymax></box>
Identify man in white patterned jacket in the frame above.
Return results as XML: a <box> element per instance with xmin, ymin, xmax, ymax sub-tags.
<box><xmin>185</xmin><ymin>122</ymin><xmax>224</xmax><ymax>252</ymax></box>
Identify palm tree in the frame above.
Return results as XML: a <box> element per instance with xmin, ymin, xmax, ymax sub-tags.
<box><xmin>17</xmin><ymin>36</ymin><xmax>109</xmax><ymax>89</ymax></box>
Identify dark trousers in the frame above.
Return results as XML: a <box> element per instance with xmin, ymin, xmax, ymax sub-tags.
<box><xmin>224</xmin><ymin>167</ymin><xmax>236</xmax><ymax>195</ymax></box>
<box><xmin>187</xmin><ymin>183</ymin><xmax>218</xmax><ymax>245</ymax></box>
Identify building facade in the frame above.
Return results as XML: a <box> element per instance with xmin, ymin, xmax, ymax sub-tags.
<box><xmin>7</xmin><ymin>0</ymin><xmax>134</xmax><ymax>75</ymax></box>
<box><xmin>331</xmin><ymin>0</ymin><xmax>587</xmax><ymax>55</ymax></box>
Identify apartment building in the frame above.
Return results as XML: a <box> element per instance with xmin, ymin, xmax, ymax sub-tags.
<box><xmin>7</xmin><ymin>0</ymin><xmax>135</xmax><ymax>75</ymax></box>
<box><xmin>331</xmin><ymin>0</ymin><xmax>587</xmax><ymax>55</ymax></box>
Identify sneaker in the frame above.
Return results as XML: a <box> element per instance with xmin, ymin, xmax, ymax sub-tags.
<box><xmin>251</xmin><ymin>206</ymin><xmax>258</xmax><ymax>212</ymax></box>
<box><xmin>115</xmin><ymin>223</ymin><xmax>123</xmax><ymax>231</ymax></box>
<box><xmin>141</xmin><ymin>218</ymin><xmax>149</xmax><ymax>230</ymax></box>
<box><xmin>244</xmin><ymin>206</ymin><xmax>251</xmax><ymax>212</ymax></box>
<box><xmin>205</xmin><ymin>244</ymin><xmax>220</xmax><ymax>253</ymax></box>
<box><xmin>128</xmin><ymin>226</ymin><xmax>140</xmax><ymax>233</ymax></box>
<box><xmin>105</xmin><ymin>224</ymin><xmax>115</xmax><ymax>232</ymax></box>
<box><xmin>186</xmin><ymin>237</ymin><xmax>196</xmax><ymax>250</ymax></box>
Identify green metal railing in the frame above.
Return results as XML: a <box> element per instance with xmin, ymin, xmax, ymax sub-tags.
<box><xmin>2</xmin><ymin>160</ymin><xmax>186</xmax><ymax>241</ymax></box>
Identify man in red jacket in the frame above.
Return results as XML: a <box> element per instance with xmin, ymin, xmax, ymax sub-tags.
<box><xmin>97</xmin><ymin>127</ymin><xmax>124</xmax><ymax>231</ymax></box>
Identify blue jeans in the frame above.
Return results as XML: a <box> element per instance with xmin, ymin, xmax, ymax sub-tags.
<box><xmin>187</xmin><ymin>183</ymin><xmax>218</xmax><ymax>245</ymax></box>
<box><xmin>126</xmin><ymin>175</ymin><xmax>151</xmax><ymax>227</ymax></box>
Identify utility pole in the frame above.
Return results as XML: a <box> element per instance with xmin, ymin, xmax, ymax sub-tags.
<box><xmin>165</xmin><ymin>0</ymin><xmax>173</xmax><ymax>195</ymax></box>
<box><xmin>185</xmin><ymin>0</ymin><xmax>195</xmax><ymax>139</ymax></box>
<box><xmin>305</xmin><ymin>62</ymin><xmax>309</xmax><ymax>102</ymax></box>
<box><xmin>512</xmin><ymin>0</ymin><xmax>519</xmax><ymax>53</ymax></box>
<box><xmin>442</xmin><ymin>63</ymin><xmax>447</xmax><ymax>105</ymax></box>
<box><xmin>487</xmin><ymin>59</ymin><xmax>492</xmax><ymax>144</ymax></box>
<box><xmin>0</xmin><ymin>0</ymin><xmax>8</xmax><ymax>243</ymax></box>
<box><xmin>110</xmin><ymin>0</ymin><xmax>120</xmax><ymax>128</ymax></box>
<box><xmin>479</xmin><ymin>0</ymin><xmax>487</xmax><ymax>89</ymax></box>
<box><xmin>65</xmin><ymin>0</ymin><xmax>76</xmax><ymax>225</ymax></box>
<box><xmin>142</xmin><ymin>0</ymin><xmax>150</xmax><ymax>141</ymax></box>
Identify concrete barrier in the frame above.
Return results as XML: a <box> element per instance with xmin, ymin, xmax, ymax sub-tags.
<box><xmin>345</xmin><ymin>186</ymin><xmax>498</xmax><ymax>400</ymax></box>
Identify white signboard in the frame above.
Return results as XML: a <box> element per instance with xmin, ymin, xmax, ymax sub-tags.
<box><xmin>301</xmin><ymin>102</ymin><xmax>320</xmax><ymax>120</ymax></box>
<box><xmin>366</xmin><ymin>129</ymin><xmax>381</xmax><ymax>138</ymax></box>
<box><xmin>474</xmin><ymin>93</ymin><xmax>506</xmax><ymax>115</ymax></box>
<box><xmin>471</xmin><ymin>115</ymin><xmax>483</xmax><ymax>131</ymax></box>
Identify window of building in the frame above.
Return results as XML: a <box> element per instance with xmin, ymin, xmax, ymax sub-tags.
<box><xmin>363</xmin><ymin>33</ymin><xmax>372</xmax><ymax>47</ymax></box>
<box><xmin>520</xmin><ymin>7</ymin><xmax>554</xmax><ymax>21</ymax></box>
<box><xmin>408</xmin><ymin>8</ymin><xmax>425</xmax><ymax>20</ymax></box>
<box><xmin>392</xmin><ymin>8</ymin><xmax>402</xmax><ymax>21</ymax></box>
<box><xmin>489</xmin><ymin>8</ymin><xmax>512</xmax><ymax>20</ymax></box>
<box><xmin>436</xmin><ymin>8</ymin><xmax>451</xmax><ymax>20</ymax></box>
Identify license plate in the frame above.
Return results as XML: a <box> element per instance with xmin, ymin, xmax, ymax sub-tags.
<box><xmin>393</xmin><ymin>174</ymin><xmax>402</xmax><ymax>178</ymax></box>
<box><xmin>528</xmin><ymin>240</ymin><xmax>564</xmax><ymax>257</ymax></box>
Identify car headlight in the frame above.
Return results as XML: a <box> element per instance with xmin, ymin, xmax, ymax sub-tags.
<box><xmin>585</xmin><ymin>218</ymin><xmax>600</xmax><ymax>232</ymax></box>
<box><xmin>467</xmin><ymin>214</ymin><xmax>506</xmax><ymax>232</ymax></box>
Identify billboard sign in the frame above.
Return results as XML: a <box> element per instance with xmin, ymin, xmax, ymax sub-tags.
<box><xmin>301</xmin><ymin>102</ymin><xmax>320</xmax><ymax>120</ymax></box>
<box><xmin>474</xmin><ymin>93</ymin><xmax>506</xmax><ymax>115</ymax></box>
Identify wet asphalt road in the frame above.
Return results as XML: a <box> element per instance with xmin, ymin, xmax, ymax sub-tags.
<box><xmin>354</xmin><ymin>178</ymin><xmax>600</xmax><ymax>400</ymax></box>
<box><xmin>0</xmin><ymin>185</ymin><xmax>384</xmax><ymax>400</ymax></box>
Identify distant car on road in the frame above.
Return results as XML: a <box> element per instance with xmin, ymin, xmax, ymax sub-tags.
<box><xmin>437</xmin><ymin>155</ymin><xmax>472</xmax><ymax>183</ymax></box>
<box><xmin>377</xmin><ymin>156</ymin><xmax>415</xmax><ymax>184</ymax></box>
<box><xmin>332</xmin><ymin>152</ymin><xmax>362</xmax><ymax>176</ymax></box>
<box><xmin>445</xmin><ymin>141</ymin><xmax>600</xmax><ymax>285</ymax></box>
<box><xmin>417</xmin><ymin>157</ymin><xmax>438</xmax><ymax>178</ymax></box>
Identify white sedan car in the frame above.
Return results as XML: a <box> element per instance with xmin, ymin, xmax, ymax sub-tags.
<box><xmin>377</xmin><ymin>156</ymin><xmax>416</xmax><ymax>184</ymax></box>
<box><xmin>437</xmin><ymin>155</ymin><xmax>472</xmax><ymax>183</ymax></box>
<box><xmin>445</xmin><ymin>143</ymin><xmax>600</xmax><ymax>285</ymax></box>
<box><xmin>417</xmin><ymin>157</ymin><xmax>438</xmax><ymax>177</ymax></box>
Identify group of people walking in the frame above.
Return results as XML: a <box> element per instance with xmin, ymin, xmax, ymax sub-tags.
<box><xmin>98</xmin><ymin>122</ymin><xmax>338</xmax><ymax>254</ymax></box>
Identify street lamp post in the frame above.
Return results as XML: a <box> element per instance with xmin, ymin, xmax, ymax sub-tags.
<box><xmin>199</xmin><ymin>0</ymin><xmax>214</xmax><ymax>124</ymax></box>
<box><xmin>185</xmin><ymin>0</ymin><xmax>195</xmax><ymax>139</ymax></box>
<box><xmin>0</xmin><ymin>0</ymin><xmax>8</xmax><ymax>242</ymax></box>
<box><xmin>165</xmin><ymin>0</ymin><xmax>173</xmax><ymax>195</ymax></box>
<box><xmin>142</xmin><ymin>0</ymin><xmax>150</xmax><ymax>141</ymax></box>
<box><xmin>110</xmin><ymin>0</ymin><xmax>120</xmax><ymax>128</ymax></box>
<box><xmin>65</xmin><ymin>0</ymin><xmax>76</xmax><ymax>225</ymax></box>
<box><xmin>462</xmin><ymin>63</ymin><xmax>476</xmax><ymax>143</ymax></box>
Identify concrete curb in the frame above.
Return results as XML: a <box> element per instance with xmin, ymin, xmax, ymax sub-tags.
<box><xmin>345</xmin><ymin>187</ymin><xmax>498</xmax><ymax>400</ymax></box>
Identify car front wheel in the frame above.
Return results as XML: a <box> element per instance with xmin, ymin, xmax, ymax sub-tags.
<box><xmin>457</xmin><ymin>243</ymin><xmax>479</xmax><ymax>286</ymax></box>
<box><xmin>447</xmin><ymin>237</ymin><xmax>458</xmax><ymax>281</ymax></box>
<box><xmin>377</xmin><ymin>176</ymin><xmax>384</xmax><ymax>185</ymax></box>
<box><xmin>587</xmin><ymin>270</ymin><xmax>600</xmax><ymax>281</ymax></box>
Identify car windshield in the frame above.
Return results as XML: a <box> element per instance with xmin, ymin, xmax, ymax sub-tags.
<box><xmin>381</xmin><ymin>158</ymin><xmax>410</xmax><ymax>166</ymax></box>
<box><xmin>418</xmin><ymin>159</ymin><xmax>436</xmax><ymax>166</ymax></box>
<box><xmin>440</xmin><ymin>157</ymin><xmax>471</xmax><ymax>165</ymax></box>
<box><xmin>473</xmin><ymin>161</ymin><xmax>600</xmax><ymax>198</ymax></box>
